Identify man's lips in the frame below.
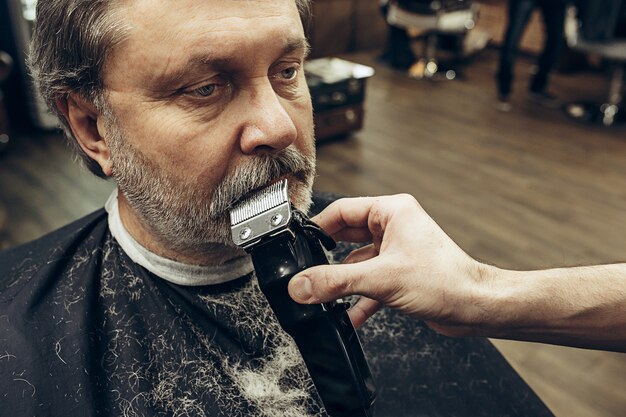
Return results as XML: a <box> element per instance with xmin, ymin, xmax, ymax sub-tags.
<box><xmin>253</xmin><ymin>171</ymin><xmax>306</xmax><ymax>195</ymax></box>
<box><xmin>227</xmin><ymin>172</ymin><xmax>304</xmax><ymax>210</ymax></box>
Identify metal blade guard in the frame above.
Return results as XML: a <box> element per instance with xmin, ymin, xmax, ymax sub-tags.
<box><xmin>230</xmin><ymin>179</ymin><xmax>376</xmax><ymax>417</ymax></box>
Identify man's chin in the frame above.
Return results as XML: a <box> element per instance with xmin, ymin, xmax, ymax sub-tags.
<box><xmin>276</xmin><ymin>172</ymin><xmax>314</xmax><ymax>213</ymax></box>
<box><xmin>289</xmin><ymin>179</ymin><xmax>314</xmax><ymax>214</ymax></box>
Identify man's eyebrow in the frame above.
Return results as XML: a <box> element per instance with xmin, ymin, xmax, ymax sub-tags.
<box><xmin>196</xmin><ymin>37</ymin><xmax>310</xmax><ymax>68</ymax></box>
<box><xmin>282</xmin><ymin>37</ymin><xmax>311</xmax><ymax>59</ymax></box>
<box><xmin>150</xmin><ymin>56</ymin><xmax>233</xmax><ymax>92</ymax></box>
<box><xmin>151</xmin><ymin>37</ymin><xmax>310</xmax><ymax>92</ymax></box>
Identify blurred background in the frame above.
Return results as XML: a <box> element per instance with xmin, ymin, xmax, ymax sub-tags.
<box><xmin>1</xmin><ymin>1</ymin><xmax>625</xmax><ymax>416</ymax></box>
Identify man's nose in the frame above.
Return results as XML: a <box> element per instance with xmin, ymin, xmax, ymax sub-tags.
<box><xmin>238</xmin><ymin>81</ymin><xmax>298</xmax><ymax>154</ymax></box>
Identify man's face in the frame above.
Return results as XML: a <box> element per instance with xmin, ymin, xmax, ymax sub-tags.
<box><xmin>101</xmin><ymin>0</ymin><xmax>315</xmax><ymax>253</ymax></box>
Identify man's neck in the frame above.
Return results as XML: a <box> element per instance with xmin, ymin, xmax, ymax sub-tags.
<box><xmin>117</xmin><ymin>193</ymin><xmax>241</xmax><ymax>267</ymax></box>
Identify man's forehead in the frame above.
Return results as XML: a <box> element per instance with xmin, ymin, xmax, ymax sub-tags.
<box><xmin>124</xmin><ymin>0</ymin><xmax>301</xmax><ymax>36</ymax></box>
<box><xmin>114</xmin><ymin>0</ymin><xmax>303</xmax><ymax>57</ymax></box>
<box><xmin>104</xmin><ymin>0</ymin><xmax>304</xmax><ymax>88</ymax></box>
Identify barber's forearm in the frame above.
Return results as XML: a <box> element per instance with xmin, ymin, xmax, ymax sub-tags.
<box><xmin>476</xmin><ymin>263</ymin><xmax>626</xmax><ymax>352</ymax></box>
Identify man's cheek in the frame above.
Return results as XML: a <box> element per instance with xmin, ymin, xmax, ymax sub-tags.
<box><xmin>287</xmin><ymin>99</ymin><xmax>315</xmax><ymax>149</ymax></box>
<box><xmin>136</xmin><ymin>112</ymin><xmax>224</xmax><ymax>162</ymax></box>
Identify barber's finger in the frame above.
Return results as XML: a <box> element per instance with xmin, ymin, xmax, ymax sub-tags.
<box><xmin>330</xmin><ymin>228</ymin><xmax>373</xmax><ymax>244</ymax></box>
<box><xmin>311</xmin><ymin>197</ymin><xmax>381</xmax><ymax>236</ymax></box>
<box><xmin>288</xmin><ymin>261</ymin><xmax>378</xmax><ymax>304</ymax></box>
<box><xmin>343</xmin><ymin>244</ymin><xmax>378</xmax><ymax>264</ymax></box>
<box><xmin>348</xmin><ymin>297</ymin><xmax>382</xmax><ymax>329</ymax></box>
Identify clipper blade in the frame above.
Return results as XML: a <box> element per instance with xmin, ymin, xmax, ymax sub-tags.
<box><xmin>229</xmin><ymin>179</ymin><xmax>292</xmax><ymax>248</ymax></box>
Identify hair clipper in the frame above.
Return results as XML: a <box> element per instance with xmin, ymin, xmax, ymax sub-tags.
<box><xmin>229</xmin><ymin>179</ymin><xmax>376</xmax><ymax>417</ymax></box>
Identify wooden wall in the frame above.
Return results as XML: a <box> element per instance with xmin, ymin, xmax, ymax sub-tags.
<box><xmin>309</xmin><ymin>0</ymin><xmax>388</xmax><ymax>57</ymax></box>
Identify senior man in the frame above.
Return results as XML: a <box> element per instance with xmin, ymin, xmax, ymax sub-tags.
<box><xmin>1</xmin><ymin>1</ymin><xmax>556</xmax><ymax>416</ymax></box>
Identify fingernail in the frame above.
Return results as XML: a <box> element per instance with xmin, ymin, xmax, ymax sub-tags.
<box><xmin>291</xmin><ymin>276</ymin><xmax>313</xmax><ymax>302</ymax></box>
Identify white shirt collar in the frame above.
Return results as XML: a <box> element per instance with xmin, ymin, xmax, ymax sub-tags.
<box><xmin>105</xmin><ymin>189</ymin><xmax>254</xmax><ymax>286</ymax></box>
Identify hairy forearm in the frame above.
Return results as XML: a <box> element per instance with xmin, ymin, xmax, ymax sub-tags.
<box><xmin>475</xmin><ymin>263</ymin><xmax>626</xmax><ymax>352</ymax></box>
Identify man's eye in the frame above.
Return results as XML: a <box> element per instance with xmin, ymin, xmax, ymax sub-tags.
<box><xmin>280</xmin><ymin>67</ymin><xmax>298</xmax><ymax>80</ymax></box>
<box><xmin>192</xmin><ymin>84</ymin><xmax>216</xmax><ymax>97</ymax></box>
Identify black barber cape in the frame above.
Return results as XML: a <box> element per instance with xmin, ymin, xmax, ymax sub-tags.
<box><xmin>1</xmin><ymin>194</ymin><xmax>554</xmax><ymax>417</ymax></box>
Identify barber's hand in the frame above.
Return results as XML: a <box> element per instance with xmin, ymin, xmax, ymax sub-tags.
<box><xmin>288</xmin><ymin>195</ymin><xmax>489</xmax><ymax>334</ymax></box>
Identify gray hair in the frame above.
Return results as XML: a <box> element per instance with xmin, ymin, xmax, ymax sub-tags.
<box><xmin>29</xmin><ymin>0</ymin><xmax>313</xmax><ymax>178</ymax></box>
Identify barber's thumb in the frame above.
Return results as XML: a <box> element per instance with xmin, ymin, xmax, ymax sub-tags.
<box><xmin>288</xmin><ymin>264</ymin><xmax>362</xmax><ymax>304</ymax></box>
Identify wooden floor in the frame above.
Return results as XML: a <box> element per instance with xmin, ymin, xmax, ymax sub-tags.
<box><xmin>1</xmin><ymin>48</ymin><xmax>625</xmax><ymax>416</ymax></box>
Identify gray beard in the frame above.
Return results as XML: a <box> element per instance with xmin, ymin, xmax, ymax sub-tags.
<box><xmin>106</xmin><ymin>120</ymin><xmax>315</xmax><ymax>259</ymax></box>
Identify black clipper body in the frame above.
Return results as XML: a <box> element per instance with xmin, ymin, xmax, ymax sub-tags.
<box><xmin>230</xmin><ymin>181</ymin><xmax>376</xmax><ymax>417</ymax></box>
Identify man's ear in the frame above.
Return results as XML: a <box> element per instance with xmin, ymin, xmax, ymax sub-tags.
<box><xmin>57</xmin><ymin>94</ymin><xmax>113</xmax><ymax>176</ymax></box>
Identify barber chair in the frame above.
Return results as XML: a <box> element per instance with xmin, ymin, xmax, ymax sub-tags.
<box><xmin>564</xmin><ymin>4</ymin><xmax>626</xmax><ymax>126</ymax></box>
<box><xmin>385</xmin><ymin>0</ymin><xmax>479</xmax><ymax>80</ymax></box>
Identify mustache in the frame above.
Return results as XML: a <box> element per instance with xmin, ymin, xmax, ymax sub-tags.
<box><xmin>209</xmin><ymin>147</ymin><xmax>315</xmax><ymax>215</ymax></box>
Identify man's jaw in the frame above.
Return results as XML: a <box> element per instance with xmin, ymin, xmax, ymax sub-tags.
<box><xmin>117</xmin><ymin>190</ymin><xmax>248</xmax><ymax>266</ymax></box>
